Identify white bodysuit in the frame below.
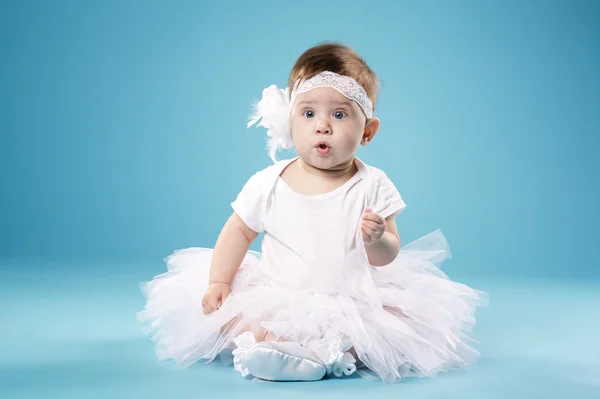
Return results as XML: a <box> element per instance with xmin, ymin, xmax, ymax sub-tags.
<box><xmin>232</xmin><ymin>157</ymin><xmax>405</xmax><ymax>292</ymax></box>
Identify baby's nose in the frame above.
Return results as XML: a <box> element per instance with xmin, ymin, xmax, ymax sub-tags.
<box><xmin>316</xmin><ymin>120</ymin><xmax>331</xmax><ymax>134</ymax></box>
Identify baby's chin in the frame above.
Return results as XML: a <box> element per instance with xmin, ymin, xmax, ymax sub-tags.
<box><xmin>299</xmin><ymin>152</ymin><xmax>357</xmax><ymax>172</ymax></box>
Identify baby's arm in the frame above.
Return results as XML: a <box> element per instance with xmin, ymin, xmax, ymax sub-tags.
<box><xmin>363</xmin><ymin>212</ymin><xmax>400</xmax><ymax>266</ymax></box>
<box><xmin>209</xmin><ymin>212</ymin><xmax>258</xmax><ymax>285</ymax></box>
<box><xmin>202</xmin><ymin>212</ymin><xmax>258</xmax><ymax>314</ymax></box>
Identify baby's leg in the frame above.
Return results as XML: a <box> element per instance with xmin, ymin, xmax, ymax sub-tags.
<box><xmin>237</xmin><ymin>324</ymin><xmax>286</xmax><ymax>343</ymax></box>
<box><xmin>260</xmin><ymin>329</ymin><xmax>285</xmax><ymax>342</ymax></box>
<box><xmin>221</xmin><ymin>316</ymin><xmax>284</xmax><ymax>344</ymax></box>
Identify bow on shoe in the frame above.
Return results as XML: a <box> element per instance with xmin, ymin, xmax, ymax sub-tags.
<box><xmin>232</xmin><ymin>331</ymin><xmax>258</xmax><ymax>377</ymax></box>
<box><xmin>327</xmin><ymin>351</ymin><xmax>357</xmax><ymax>377</ymax></box>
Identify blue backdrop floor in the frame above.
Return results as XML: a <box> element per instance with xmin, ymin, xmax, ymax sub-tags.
<box><xmin>1</xmin><ymin>259</ymin><xmax>598</xmax><ymax>399</ymax></box>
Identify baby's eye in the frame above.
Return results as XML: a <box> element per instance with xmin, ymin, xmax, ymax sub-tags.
<box><xmin>303</xmin><ymin>110</ymin><xmax>315</xmax><ymax>118</ymax></box>
<box><xmin>334</xmin><ymin>111</ymin><xmax>347</xmax><ymax>119</ymax></box>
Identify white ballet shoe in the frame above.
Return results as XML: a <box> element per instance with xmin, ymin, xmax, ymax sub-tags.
<box><xmin>245</xmin><ymin>341</ymin><xmax>327</xmax><ymax>381</ymax></box>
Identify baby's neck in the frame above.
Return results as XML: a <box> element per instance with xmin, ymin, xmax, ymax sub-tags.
<box><xmin>280</xmin><ymin>158</ymin><xmax>358</xmax><ymax>196</ymax></box>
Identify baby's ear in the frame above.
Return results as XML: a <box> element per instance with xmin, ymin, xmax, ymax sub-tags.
<box><xmin>362</xmin><ymin>117</ymin><xmax>380</xmax><ymax>145</ymax></box>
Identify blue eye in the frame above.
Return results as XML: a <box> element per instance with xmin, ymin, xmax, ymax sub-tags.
<box><xmin>304</xmin><ymin>110</ymin><xmax>315</xmax><ymax>118</ymax></box>
<box><xmin>334</xmin><ymin>111</ymin><xmax>347</xmax><ymax>119</ymax></box>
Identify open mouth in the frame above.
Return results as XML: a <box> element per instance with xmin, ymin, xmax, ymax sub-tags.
<box><xmin>316</xmin><ymin>142</ymin><xmax>330</xmax><ymax>155</ymax></box>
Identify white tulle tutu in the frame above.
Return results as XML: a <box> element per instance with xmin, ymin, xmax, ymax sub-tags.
<box><xmin>138</xmin><ymin>229</ymin><xmax>487</xmax><ymax>383</ymax></box>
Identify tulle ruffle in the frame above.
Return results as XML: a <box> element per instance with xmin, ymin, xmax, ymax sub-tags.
<box><xmin>137</xmin><ymin>229</ymin><xmax>487</xmax><ymax>383</ymax></box>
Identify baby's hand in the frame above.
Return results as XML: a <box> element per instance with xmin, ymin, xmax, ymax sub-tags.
<box><xmin>201</xmin><ymin>282</ymin><xmax>231</xmax><ymax>315</ymax></box>
<box><xmin>361</xmin><ymin>208</ymin><xmax>386</xmax><ymax>246</ymax></box>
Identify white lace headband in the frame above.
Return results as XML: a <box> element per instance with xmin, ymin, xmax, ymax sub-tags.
<box><xmin>247</xmin><ymin>71</ymin><xmax>374</xmax><ymax>162</ymax></box>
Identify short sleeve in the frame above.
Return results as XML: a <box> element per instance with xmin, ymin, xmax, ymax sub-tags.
<box><xmin>370</xmin><ymin>170</ymin><xmax>406</xmax><ymax>219</ymax></box>
<box><xmin>231</xmin><ymin>171</ymin><xmax>267</xmax><ymax>233</ymax></box>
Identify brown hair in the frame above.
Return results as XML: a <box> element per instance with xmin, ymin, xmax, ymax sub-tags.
<box><xmin>288</xmin><ymin>42</ymin><xmax>379</xmax><ymax>111</ymax></box>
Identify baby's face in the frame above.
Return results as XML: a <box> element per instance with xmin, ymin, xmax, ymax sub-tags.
<box><xmin>290</xmin><ymin>87</ymin><xmax>367</xmax><ymax>171</ymax></box>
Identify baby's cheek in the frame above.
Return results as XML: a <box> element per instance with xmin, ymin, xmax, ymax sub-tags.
<box><xmin>341</xmin><ymin>137</ymin><xmax>360</xmax><ymax>153</ymax></box>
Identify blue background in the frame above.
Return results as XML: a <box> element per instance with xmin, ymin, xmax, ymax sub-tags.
<box><xmin>1</xmin><ymin>1</ymin><xmax>599</xmax><ymax>398</ymax></box>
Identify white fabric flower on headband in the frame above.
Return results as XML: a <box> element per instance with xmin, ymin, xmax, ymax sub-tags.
<box><xmin>247</xmin><ymin>85</ymin><xmax>293</xmax><ymax>162</ymax></box>
<box><xmin>247</xmin><ymin>71</ymin><xmax>373</xmax><ymax>162</ymax></box>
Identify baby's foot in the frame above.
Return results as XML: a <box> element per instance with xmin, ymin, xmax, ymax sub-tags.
<box><xmin>245</xmin><ymin>341</ymin><xmax>326</xmax><ymax>381</ymax></box>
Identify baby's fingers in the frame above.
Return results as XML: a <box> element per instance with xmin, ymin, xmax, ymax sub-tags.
<box><xmin>362</xmin><ymin>211</ymin><xmax>384</xmax><ymax>224</ymax></box>
<box><xmin>201</xmin><ymin>294</ymin><xmax>217</xmax><ymax>314</ymax></box>
<box><xmin>362</xmin><ymin>220</ymin><xmax>380</xmax><ymax>232</ymax></box>
<box><xmin>208</xmin><ymin>296</ymin><xmax>220</xmax><ymax>313</ymax></box>
<box><xmin>361</xmin><ymin>225</ymin><xmax>373</xmax><ymax>241</ymax></box>
<box><xmin>201</xmin><ymin>296</ymin><xmax>211</xmax><ymax>315</ymax></box>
